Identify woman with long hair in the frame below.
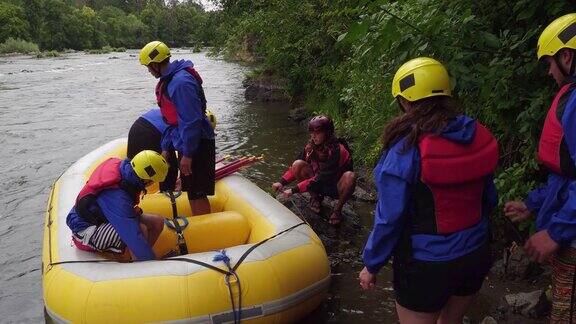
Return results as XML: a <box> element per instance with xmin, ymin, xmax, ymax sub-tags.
<box><xmin>359</xmin><ymin>57</ymin><xmax>499</xmax><ymax>323</ymax></box>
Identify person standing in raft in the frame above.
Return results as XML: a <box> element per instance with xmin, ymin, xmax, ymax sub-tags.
<box><xmin>66</xmin><ymin>150</ymin><xmax>168</xmax><ymax>261</ymax></box>
<box><xmin>359</xmin><ymin>57</ymin><xmax>499</xmax><ymax>323</ymax></box>
<box><xmin>504</xmin><ymin>14</ymin><xmax>576</xmax><ymax>323</ymax></box>
<box><xmin>272</xmin><ymin>115</ymin><xmax>357</xmax><ymax>225</ymax></box>
<box><xmin>139</xmin><ymin>41</ymin><xmax>215</xmax><ymax>216</ymax></box>
<box><xmin>127</xmin><ymin>107</ymin><xmax>217</xmax><ymax>192</ymax></box>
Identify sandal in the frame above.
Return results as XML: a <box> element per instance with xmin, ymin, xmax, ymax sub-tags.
<box><xmin>328</xmin><ymin>212</ymin><xmax>341</xmax><ymax>226</ymax></box>
<box><xmin>309</xmin><ymin>198</ymin><xmax>321</xmax><ymax>214</ymax></box>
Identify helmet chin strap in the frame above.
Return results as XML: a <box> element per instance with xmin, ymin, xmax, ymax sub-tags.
<box><xmin>554</xmin><ymin>50</ymin><xmax>576</xmax><ymax>82</ymax></box>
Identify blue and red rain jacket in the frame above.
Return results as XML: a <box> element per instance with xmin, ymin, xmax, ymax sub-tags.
<box><xmin>66</xmin><ymin>159</ymin><xmax>156</xmax><ymax>261</ymax></box>
<box><xmin>157</xmin><ymin>60</ymin><xmax>214</xmax><ymax>157</ymax></box>
<box><xmin>362</xmin><ymin>115</ymin><xmax>498</xmax><ymax>274</ymax></box>
<box><xmin>525</xmin><ymin>81</ymin><xmax>576</xmax><ymax>246</ymax></box>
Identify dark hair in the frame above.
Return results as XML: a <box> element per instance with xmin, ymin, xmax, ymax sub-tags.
<box><xmin>381</xmin><ymin>96</ymin><xmax>461</xmax><ymax>152</ymax></box>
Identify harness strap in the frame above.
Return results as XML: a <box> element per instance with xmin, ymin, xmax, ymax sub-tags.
<box><xmin>232</xmin><ymin>222</ymin><xmax>306</xmax><ymax>272</ymax></box>
<box><xmin>165</xmin><ymin>191</ymin><xmax>188</xmax><ymax>255</ymax></box>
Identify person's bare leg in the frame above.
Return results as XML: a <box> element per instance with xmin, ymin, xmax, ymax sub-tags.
<box><xmin>291</xmin><ymin>160</ymin><xmax>314</xmax><ymax>181</ymax></box>
<box><xmin>140</xmin><ymin>213</ymin><xmax>164</xmax><ymax>246</ymax></box>
<box><xmin>330</xmin><ymin>171</ymin><xmax>357</xmax><ymax>225</ymax></box>
<box><xmin>290</xmin><ymin>160</ymin><xmax>321</xmax><ymax>213</ymax></box>
<box><xmin>396</xmin><ymin>302</ymin><xmax>439</xmax><ymax>324</ymax></box>
<box><xmin>437</xmin><ymin>294</ymin><xmax>476</xmax><ymax>324</ymax></box>
<box><xmin>190</xmin><ymin>197</ymin><xmax>211</xmax><ymax>216</ymax></box>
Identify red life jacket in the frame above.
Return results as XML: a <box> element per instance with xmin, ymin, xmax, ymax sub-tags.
<box><xmin>411</xmin><ymin>122</ymin><xmax>498</xmax><ymax>235</ymax></box>
<box><xmin>75</xmin><ymin>158</ymin><xmax>141</xmax><ymax>225</ymax></box>
<box><xmin>537</xmin><ymin>82</ymin><xmax>576</xmax><ymax>177</ymax></box>
<box><xmin>304</xmin><ymin>140</ymin><xmax>352</xmax><ymax>175</ymax></box>
<box><xmin>155</xmin><ymin>67</ymin><xmax>207</xmax><ymax>125</ymax></box>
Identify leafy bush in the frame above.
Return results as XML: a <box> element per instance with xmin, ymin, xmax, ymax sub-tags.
<box><xmin>0</xmin><ymin>0</ymin><xmax>211</xmax><ymax>51</ymax></box>
<box><xmin>0</xmin><ymin>37</ymin><xmax>39</xmax><ymax>54</ymax></box>
<box><xmin>85</xmin><ymin>45</ymin><xmax>126</xmax><ymax>54</ymax></box>
<box><xmin>212</xmin><ymin>0</ymin><xmax>574</xmax><ymax>243</ymax></box>
<box><xmin>35</xmin><ymin>50</ymin><xmax>60</xmax><ymax>58</ymax></box>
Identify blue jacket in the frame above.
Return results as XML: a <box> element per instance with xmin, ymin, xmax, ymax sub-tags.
<box><xmin>66</xmin><ymin>160</ymin><xmax>156</xmax><ymax>261</ymax></box>
<box><xmin>160</xmin><ymin>60</ymin><xmax>214</xmax><ymax>157</ymax></box>
<box><xmin>525</xmin><ymin>87</ymin><xmax>576</xmax><ymax>246</ymax></box>
<box><xmin>363</xmin><ymin>115</ymin><xmax>498</xmax><ymax>274</ymax></box>
<box><xmin>141</xmin><ymin>108</ymin><xmax>169</xmax><ymax>134</ymax></box>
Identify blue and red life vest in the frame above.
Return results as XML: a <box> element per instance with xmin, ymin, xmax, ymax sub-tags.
<box><xmin>410</xmin><ymin>122</ymin><xmax>498</xmax><ymax>235</ymax></box>
<box><xmin>155</xmin><ymin>67</ymin><xmax>207</xmax><ymax>125</ymax></box>
<box><xmin>75</xmin><ymin>158</ymin><xmax>141</xmax><ymax>225</ymax></box>
<box><xmin>537</xmin><ymin>82</ymin><xmax>576</xmax><ymax>178</ymax></box>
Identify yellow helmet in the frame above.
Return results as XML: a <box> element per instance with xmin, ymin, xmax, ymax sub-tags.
<box><xmin>537</xmin><ymin>13</ymin><xmax>576</xmax><ymax>59</ymax></box>
<box><xmin>206</xmin><ymin>109</ymin><xmax>216</xmax><ymax>130</ymax></box>
<box><xmin>391</xmin><ymin>57</ymin><xmax>451</xmax><ymax>102</ymax></box>
<box><xmin>139</xmin><ymin>41</ymin><xmax>171</xmax><ymax>66</ymax></box>
<box><xmin>130</xmin><ymin>150</ymin><xmax>168</xmax><ymax>183</ymax></box>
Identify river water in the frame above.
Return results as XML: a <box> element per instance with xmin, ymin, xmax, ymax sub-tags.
<box><xmin>0</xmin><ymin>49</ymin><xmax>398</xmax><ymax>323</ymax></box>
<box><xmin>0</xmin><ymin>49</ymin><xmax>520</xmax><ymax>324</ymax></box>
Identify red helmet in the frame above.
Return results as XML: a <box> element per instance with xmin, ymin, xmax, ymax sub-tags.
<box><xmin>308</xmin><ymin>115</ymin><xmax>334</xmax><ymax>135</ymax></box>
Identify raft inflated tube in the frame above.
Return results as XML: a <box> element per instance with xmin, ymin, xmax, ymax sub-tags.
<box><xmin>42</xmin><ymin>138</ymin><xmax>330</xmax><ymax>323</ymax></box>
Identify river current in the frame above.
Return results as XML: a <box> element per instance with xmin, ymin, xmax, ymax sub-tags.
<box><xmin>0</xmin><ymin>49</ymin><xmax>399</xmax><ymax>323</ymax></box>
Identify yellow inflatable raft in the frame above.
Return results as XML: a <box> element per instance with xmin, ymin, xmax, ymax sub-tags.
<box><xmin>42</xmin><ymin>138</ymin><xmax>330</xmax><ymax>323</ymax></box>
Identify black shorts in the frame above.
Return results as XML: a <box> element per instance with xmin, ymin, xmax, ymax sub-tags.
<box><xmin>180</xmin><ymin>138</ymin><xmax>215</xmax><ymax>199</ymax></box>
<box><xmin>393</xmin><ymin>244</ymin><xmax>493</xmax><ymax>313</ymax></box>
<box><xmin>316</xmin><ymin>184</ymin><xmax>339</xmax><ymax>199</ymax></box>
<box><xmin>127</xmin><ymin>117</ymin><xmax>178</xmax><ymax>191</ymax></box>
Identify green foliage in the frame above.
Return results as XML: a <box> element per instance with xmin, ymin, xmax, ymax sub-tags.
<box><xmin>85</xmin><ymin>45</ymin><xmax>125</xmax><ymax>54</ymax></box>
<box><xmin>0</xmin><ymin>2</ymin><xmax>31</xmax><ymax>43</ymax></box>
<box><xmin>0</xmin><ymin>0</ymin><xmax>210</xmax><ymax>51</ymax></box>
<box><xmin>35</xmin><ymin>50</ymin><xmax>60</xmax><ymax>58</ymax></box>
<box><xmin>212</xmin><ymin>0</ymin><xmax>574</xmax><ymax>242</ymax></box>
<box><xmin>0</xmin><ymin>37</ymin><xmax>39</xmax><ymax>54</ymax></box>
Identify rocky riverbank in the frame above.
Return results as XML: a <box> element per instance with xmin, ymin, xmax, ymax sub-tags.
<box><xmin>244</xmin><ymin>70</ymin><xmax>553</xmax><ymax>323</ymax></box>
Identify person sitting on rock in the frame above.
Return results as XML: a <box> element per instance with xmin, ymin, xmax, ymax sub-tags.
<box><xmin>272</xmin><ymin>115</ymin><xmax>357</xmax><ymax>225</ymax></box>
<box><xmin>66</xmin><ymin>150</ymin><xmax>168</xmax><ymax>261</ymax></box>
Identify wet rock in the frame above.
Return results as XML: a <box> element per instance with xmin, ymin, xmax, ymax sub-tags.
<box><xmin>492</xmin><ymin>306</ymin><xmax>508</xmax><ymax>321</ymax></box>
<box><xmin>479</xmin><ymin>316</ymin><xmax>497</xmax><ymax>324</ymax></box>
<box><xmin>493</xmin><ymin>246</ymin><xmax>537</xmax><ymax>279</ymax></box>
<box><xmin>342</xmin><ymin>309</ymin><xmax>364</xmax><ymax>314</ymax></box>
<box><xmin>243</xmin><ymin>71</ymin><xmax>290</xmax><ymax>102</ymax></box>
<box><xmin>288</xmin><ymin>106</ymin><xmax>309</xmax><ymax>122</ymax></box>
<box><xmin>504</xmin><ymin>290</ymin><xmax>549</xmax><ymax>318</ymax></box>
<box><xmin>108</xmin><ymin>56</ymin><xmax>120</xmax><ymax>59</ymax></box>
<box><xmin>276</xmin><ymin>192</ymin><xmax>359</xmax><ymax>229</ymax></box>
<box><xmin>353</xmin><ymin>186</ymin><xmax>376</xmax><ymax>202</ymax></box>
<box><xmin>527</xmin><ymin>289</ymin><xmax>551</xmax><ymax>318</ymax></box>
<box><xmin>244</xmin><ymin>83</ymin><xmax>290</xmax><ymax>102</ymax></box>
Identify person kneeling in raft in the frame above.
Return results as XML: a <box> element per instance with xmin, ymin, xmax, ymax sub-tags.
<box><xmin>66</xmin><ymin>150</ymin><xmax>168</xmax><ymax>261</ymax></box>
<box><xmin>272</xmin><ymin>115</ymin><xmax>357</xmax><ymax>225</ymax></box>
